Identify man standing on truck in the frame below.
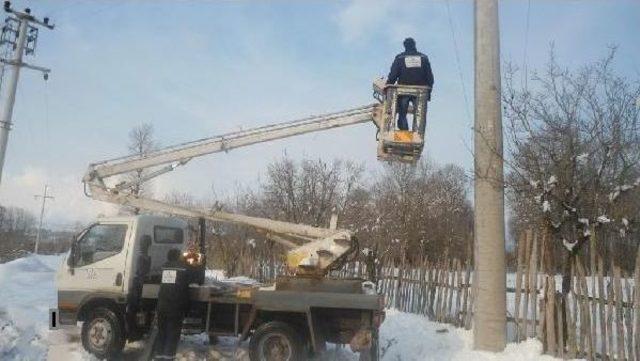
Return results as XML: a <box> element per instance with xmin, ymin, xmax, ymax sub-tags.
<box><xmin>126</xmin><ymin>236</ymin><xmax>151</xmax><ymax>338</ymax></box>
<box><xmin>151</xmin><ymin>249</ymin><xmax>193</xmax><ymax>360</ymax></box>
<box><xmin>386</xmin><ymin>37</ymin><xmax>434</xmax><ymax>130</ymax></box>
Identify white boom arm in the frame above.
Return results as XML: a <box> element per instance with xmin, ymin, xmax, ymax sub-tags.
<box><xmin>83</xmin><ymin>103</ymin><xmax>380</xmax><ymax>276</ymax></box>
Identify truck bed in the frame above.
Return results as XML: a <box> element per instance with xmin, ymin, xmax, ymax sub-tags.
<box><xmin>142</xmin><ymin>276</ymin><xmax>382</xmax><ymax>311</ymax></box>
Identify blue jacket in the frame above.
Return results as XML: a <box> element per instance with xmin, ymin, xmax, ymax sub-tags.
<box><xmin>386</xmin><ymin>50</ymin><xmax>434</xmax><ymax>88</ymax></box>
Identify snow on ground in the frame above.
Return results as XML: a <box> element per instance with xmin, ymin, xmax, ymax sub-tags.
<box><xmin>0</xmin><ymin>254</ymin><xmax>572</xmax><ymax>360</ymax></box>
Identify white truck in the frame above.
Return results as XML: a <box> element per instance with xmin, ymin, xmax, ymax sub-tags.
<box><xmin>56</xmin><ymin>214</ymin><xmax>386</xmax><ymax>360</ymax></box>
<box><xmin>54</xmin><ymin>82</ymin><xmax>430</xmax><ymax>360</ymax></box>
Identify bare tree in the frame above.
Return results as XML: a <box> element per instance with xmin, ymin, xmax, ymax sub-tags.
<box><xmin>259</xmin><ymin>157</ymin><xmax>364</xmax><ymax>227</ymax></box>
<box><xmin>0</xmin><ymin>205</ymin><xmax>37</xmax><ymax>262</ymax></box>
<box><xmin>504</xmin><ymin>48</ymin><xmax>640</xmax><ymax>287</ymax></box>
<box><xmin>125</xmin><ymin>123</ymin><xmax>157</xmax><ymax>214</ymax></box>
<box><xmin>359</xmin><ymin>161</ymin><xmax>473</xmax><ymax>265</ymax></box>
<box><xmin>204</xmin><ymin>156</ymin><xmax>473</xmax><ymax>279</ymax></box>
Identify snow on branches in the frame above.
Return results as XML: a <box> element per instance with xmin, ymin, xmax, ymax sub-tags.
<box><xmin>504</xmin><ymin>49</ymin><xmax>640</xmax><ymax>255</ymax></box>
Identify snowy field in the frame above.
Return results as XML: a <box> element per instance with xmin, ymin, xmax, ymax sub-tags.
<box><xmin>0</xmin><ymin>254</ymin><xmax>570</xmax><ymax>360</ymax></box>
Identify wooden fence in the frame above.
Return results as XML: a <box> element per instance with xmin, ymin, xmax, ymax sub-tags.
<box><xmin>514</xmin><ymin>230</ymin><xmax>640</xmax><ymax>361</ymax></box>
<box><xmin>372</xmin><ymin>257</ymin><xmax>473</xmax><ymax>328</ymax></box>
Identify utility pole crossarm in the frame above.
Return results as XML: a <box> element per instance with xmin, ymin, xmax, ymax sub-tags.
<box><xmin>0</xmin><ymin>58</ymin><xmax>50</xmax><ymax>74</ymax></box>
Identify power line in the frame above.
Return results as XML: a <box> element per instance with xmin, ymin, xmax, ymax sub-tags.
<box><xmin>522</xmin><ymin>0</ymin><xmax>532</xmax><ymax>90</ymax></box>
<box><xmin>445</xmin><ymin>0</ymin><xmax>472</xmax><ymax>124</ymax></box>
<box><xmin>55</xmin><ymin>1</ymin><xmax>125</xmax><ymax>23</ymax></box>
<box><xmin>444</xmin><ymin>0</ymin><xmax>475</xmax><ymax>162</ymax></box>
<box><xmin>44</xmin><ymin>0</ymin><xmax>87</xmax><ymax>17</ymax></box>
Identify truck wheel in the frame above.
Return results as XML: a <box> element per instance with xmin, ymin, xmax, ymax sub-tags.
<box><xmin>249</xmin><ymin>321</ymin><xmax>304</xmax><ymax>361</ymax></box>
<box><xmin>81</xmin><ymin>307</ymin><xmax>125</xmax><ymax>360</ymax></box>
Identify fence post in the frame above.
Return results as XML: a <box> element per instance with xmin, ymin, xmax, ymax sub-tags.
<box><xmin>625</xmin><ymin>273</ymin><xmax>634</xmax><ymax>361</ymax></box>
<box><xmin>556</xmin><ymin>292</ymin><xmax>565</xmax><ymax>358</ymax></box>
<box><xmin>566</xmin><ymin>267</ymin><xmax>577</xmax><ymax>359</ymax></box>
<box><xmin>530</xmin><ymin>232</ymin><xmax>539</xmax><ymax>339</ymax></box>
<box><xmin>597</xmin><ymin>256</ymin><xmax>608</xmax><ymax>360</ymax></box>
<box><xmin>614</xmin><ymin>265</ymin><xmax>625</xmax><ymax>361</ymax></box>
<box><xmin>634</xmin><ymin>246</ymin><xmax>640</xmax><ymax>361</ymax></box>
<box><xmin>463</xmin><ymin>260</ymin><xmax>473</xmax><ymax>330</ymax></box>
<box><xmin>514</xmin><ymin>231</ymin><xmax>527</xmax><ymax>341</ymax></box>
<box><xmin>590</xmin><ymin>227</ymin><xmax>598</xmax><ymax>355</ymax></box>
<box><xmin>607</xmin><ymin>261</ymin><xmax>615</xmax><ymax>361</ymax></box>
<box><xmin>455</xmin><ymin>259</ymin><xmax>463</xmax><ymax>326</ymax></box>
<box><xmin>545</xmin><ymin>275</ymin><xmax>557</xmax><ymax>356</ymax></box>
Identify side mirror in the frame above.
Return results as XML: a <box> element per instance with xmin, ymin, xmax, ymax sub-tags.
<box><xmin>67</xmin><ymin>223</ymin><xmax>94</xmax><ymax>274</ymax></box>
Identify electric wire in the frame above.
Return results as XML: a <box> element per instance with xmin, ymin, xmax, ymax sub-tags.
<box><xmin>445</xmin><ymin>0</ymin><xmax>472</xmax><ymax>124</ymax></box>
<box><xmin>44</xmin><ymin>0</ymin><xmax>87</xmax><ymax>17</ymax></box>
<box><xmin>522</xmin><ymin>0</ymin><xmax>532</xmax><ymax>91</ymax></box>
<box><xmin>73</xmin><ymin>2</ymin><xmax>125</xmax><ymax>21</ymax></box>
<box><xmin>444</xmin><ymin>0</ymin><xmax>475</xmax><ymax>170</ymax></box>
<box><xmin>42</xmin><ymin>74</ymin><xmax>51</xmax><ymax>170</ymax></box>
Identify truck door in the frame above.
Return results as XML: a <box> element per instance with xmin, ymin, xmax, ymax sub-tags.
<box><xmin>58</xmin><ymin>221</ymin><xmax>132</xmax><ymax>295</ymax></box>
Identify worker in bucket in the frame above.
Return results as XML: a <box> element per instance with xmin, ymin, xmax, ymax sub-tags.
<box><xmin>150</xmin><ymin>249</ymin><xmax>193</xmax><ymax>360</ymax></box>
<box><xmin>386</xmin><ymin>37</ymin><xmax>434</xmax><ymax>130</ymax></box>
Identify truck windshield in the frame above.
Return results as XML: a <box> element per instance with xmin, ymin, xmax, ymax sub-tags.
<box><xmin>74</xmin><ymin>224</ymin><xmax>128</xmax><ymax>267</ymax></box>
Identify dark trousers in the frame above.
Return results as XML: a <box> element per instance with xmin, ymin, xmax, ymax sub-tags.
<box><xmin>397</xmin><ymin>95</ymin><xmax>418</xmax><ymax>131</ymax></box>
<box><xmin>152</xmin><ymin>312</ymin><xmax>184</xmax><ymax>360</ymax></box>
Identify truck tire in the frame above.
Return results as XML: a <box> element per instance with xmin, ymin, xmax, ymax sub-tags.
<box><xmin>81</xmin><ymin>307</ymin><xmax>125</xmax><ymax>360</ymax></box>
<box><xmin>249</xmin><ymin>321</ymin><xmax>305</xmax><ymax>361</ymax></box>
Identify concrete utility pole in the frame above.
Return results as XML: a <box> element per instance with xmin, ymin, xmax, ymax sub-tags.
<box><xmin>34</xmin><ymin>184</ymin><xmax>53</xmax><ymax>254</ymax></box>
<box><xmin>0</xmin><ymin>1</ymin><xmax>53</xmax><ymax>185</ymax></box>
<box><xmin>473</xmin><ymin>0</ymin><xmax>506</xmax><ymax>352</ymax></box>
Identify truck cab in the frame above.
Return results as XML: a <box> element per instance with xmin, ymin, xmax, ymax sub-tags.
<box><xmin>56</xmin><ymin>215</ymin><xmax>188</xmax><ymax>356</ymax></box>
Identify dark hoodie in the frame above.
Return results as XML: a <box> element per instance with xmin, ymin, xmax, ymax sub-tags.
<box><xmin>157</xmin><ymin>259</ymin><xmax>193</xmax><ymax>315</ymax></box>
<box><xmin>386</xmin><ymin>43</ymin><xmax>434</xmax><ymax>88</ymax></box>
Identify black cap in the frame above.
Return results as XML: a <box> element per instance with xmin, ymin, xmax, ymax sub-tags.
<box><xmin>403</xmin><ymin>37</ymin><xmax>416</xmax><ymax>51</ymax></box>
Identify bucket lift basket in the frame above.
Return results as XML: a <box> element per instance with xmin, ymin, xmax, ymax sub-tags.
<box><xmin>372</xmin><ymin>80</ymin><xmax>430</xmax><ymax>163</ymax></box>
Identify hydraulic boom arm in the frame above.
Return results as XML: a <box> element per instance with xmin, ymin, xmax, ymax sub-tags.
<box><xmin>88</xmin><ymin>105</ymin><xmax>376</xmax><ymax>181</ymax></box>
